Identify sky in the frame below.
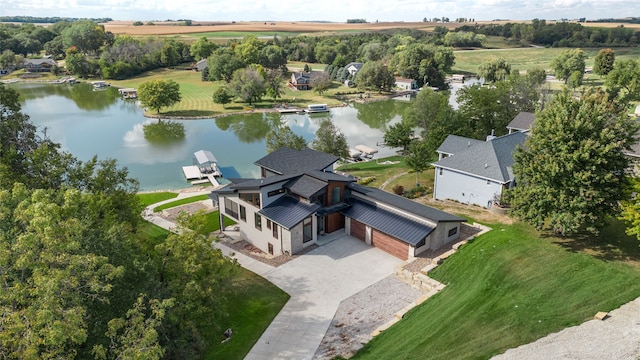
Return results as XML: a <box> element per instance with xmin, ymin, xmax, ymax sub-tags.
<box><xmin>0</xmin><ymin>0</ymin><xmax>636</xmax><ymax>22</ymax></box>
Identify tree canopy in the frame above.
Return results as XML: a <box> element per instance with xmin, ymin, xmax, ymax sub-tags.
<box><xmin>509</xmin><ymin>89</ymin><xmax>638</xmax><ymax>235</ymax></box>
<box><xmin>383</xmin><ymin>121</ymin><xmax>414</xmax><ymax>154</ymax></box>
<box><xmin>229</xmin><ymin>67</ymin><xmax>266</xmax><ymax>105</ymax></box>
<box><xmin>355</xmin><ymin>61</ymin><xmax>396</xmax><ymax>92</ymax></box>
<box><xmin>593</xmin><ymin>48</ymin><xmax>615</xmax><ymax>76</ymax></box>
<box><xmin>311</xmin><ymin>118</ymin><xmax>349</xmax><ymax>159</ymax></box>
<box><xmin>550</xmin><ymin>49</ymin><xmax>587</xmax><ymax>84</ymax></box>
<box><xmin>138</xmin><ymin>79</ymin><xmax>182</xmax><ymax>114</ymax></box>
<box><xmin>478</xmin><ymin>58</ymin><xmax>512</xmax><ymax>83</ymax></box>
<box><xmin>605</xmin><ymin>59</ymin><xmax>640</xmax><ymax>102</ymax></box>
<box><xmin>266</xmin><ymin>124</ymin><xmax>307</xmax><ymax>153</ymax></box>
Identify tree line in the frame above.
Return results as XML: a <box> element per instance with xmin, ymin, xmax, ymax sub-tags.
<box><xmin>457</xmin><ymin>19</ymin><xmax>640</xmax><ymax>47</ymax></box>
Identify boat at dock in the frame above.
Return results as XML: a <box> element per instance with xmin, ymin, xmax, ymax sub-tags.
<box><xmin>91</xmin><ymin>81</ymin><xmax>110</xmax><ymax>91</ymax></box>
<box><xmin>355</xmin><ymin>144</ymin><xmax>378</xmax><ymax>160</ymax></box>
<box><xmin>181</xmin><ymin>150</ymin><xmax>222</xmax><ymax>186</ymax></box>
<box><xmin>304</xmin><ymin>103</ymin><xmax>329</xmax><ymax>113</ymax></box>
<box><xmin>118</xmin><ymin>88</ymin><xmax>138</xmax><ymax>99</ymax></box>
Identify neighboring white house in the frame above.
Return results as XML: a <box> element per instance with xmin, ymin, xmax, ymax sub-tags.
<box><xmin>432</xmin><ymin>132</ymin><xmax>527</xmax><ymax>208</ymax></box>
<box><xmin>212</xmin><ymin>147</ymin><xmax>465</xmax><ymax>260</ymax></box>
<box><xmin>395</xmin><ymin>77</ymin><xmax>418</xmax><ymax>90</ymax></box>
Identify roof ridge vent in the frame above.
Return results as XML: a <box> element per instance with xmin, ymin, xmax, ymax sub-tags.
<box><xmin>484</xmin><ymin>163</ymin><xmax>489</xmax><ymax>168</ymax></box>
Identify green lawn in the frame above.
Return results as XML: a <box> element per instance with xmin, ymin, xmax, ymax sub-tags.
<box><xmin>353</xmin><ymin>220</ymin><xmax>640</xmax><ymax>359</ymax></box>
<box><xmin>109</xmin><ymin>67</ymin><xmax>346</xmax><ymax>117</ymax></box>
<box><xmin>152</xmin><ymin>194</ymin><xmax>210</xmax><ymax>212</ymax></box>
<box><xmin>137</xmin><ymin>192</ymin><xmax>179</xmax><ymax>207</ymax></box>
<box><xmin>204</xmin><ymin>268</ymin><xmax>289</xmax><ymax>359</ymax></box>
<box><xmin>338</xmin><ymin>156</ymin><xmax>415</xmax><ymax>188</ymax></box>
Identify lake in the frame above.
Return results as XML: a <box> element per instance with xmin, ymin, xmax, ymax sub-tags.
<box><xmin>14</xmin><ymin>83</ymin><xmax>412</xmax><ymax>191</ymax></box>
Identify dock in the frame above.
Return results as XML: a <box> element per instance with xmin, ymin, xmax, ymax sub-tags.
<box><xmin>355</xmin><ymin>144</ymin><xmax>378</xmax><ymax>159</ymax></box>
<box><xmin>181</xmin><ymin>150</ymin><xmax>222</xmax><ymax>186</ymax></box>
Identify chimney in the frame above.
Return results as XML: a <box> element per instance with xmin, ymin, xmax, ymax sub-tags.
<box><xmin>486</xmin><ymin>129</ymin><xmax>496</xmax><ymax>142</ymax></box>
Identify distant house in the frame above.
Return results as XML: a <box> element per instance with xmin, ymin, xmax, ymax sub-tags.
<box><xmin>290</xmin><ymin>71</ymin><xmax>326</xmax><ymax>91</ymax></box>
<box><xmin>432</xmin><ymin>132</ymin><xmax>527</xmax><ymax>208</ymax></box>
<box><xmin>212</xmin><ymin>147</ymin><xmax>465</xmax><ymax>260</ymax></box>
<box><xmin>345</xmin><ymin>62</ymin><xmax>364</xmax><ymax>76</ymax></box>
<box><xmin>194</xmin><ymin>59</ymin><xmax>207</xmax><ymax>72</ymax></box>
<box><xmin>395</xmin><ymin>77</ymin><xmax>418</xmax><ymax>90</ymax></box>
<box><xmin>23</xmin><ymin>58</ymin><xmax>57</xmax><ymax>73</ymax></box>
<box><xmin>290</xmin><ymin>71</ymin><xmax>312</xmax><ymax>90</ymax></box>
<box><xmin>507</xmin><ymin>111</ymin><xmax>536</xmax><ymax>134</ymax></box>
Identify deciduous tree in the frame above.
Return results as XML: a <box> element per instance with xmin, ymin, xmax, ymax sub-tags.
<box><xmin>605</xmin><ymin>59</ymin><xmax>640</xmax><ymax>102</ymax></box>
<box><xmin>212</xmin><ymin>86</ymin><xmax>233</xmax><ymax>108</ymax></box>
<box><xmin>550</xmin><ymin>49</ymin><xmax>586</xmax><ymax>84</ymax></box>
<box><xmin>383</xmin><ymin>121</ymin><xmax>414</xmax><ymax>154</ymax></box>
<box><xmin>138</xmin><ymin>79</ymin><xmax>182</xmax><ymax>114</ymax></box>
<box><xmin>207</xmin><ymin>49</ymin><xmax>245</xmax><ymax>83</ymax></box>
<box><xmin>266</xmin><ymin>124</ymin><xmax>307</xmax><ymax>153</ymax></box>
<box><xmin>229</xmin><ymin>67</ymin><xmax>265</xmax><ymax>105</ymax></box>
<box><xmin>355</xmin><ymin>61</ymin><xmax>395</xmax><ymax>92</ymax></box>
<box><xmin>478</xmin><ymin>58</ymin><xmax>512</xmax><ymax>83</ymax></box>
<box><xmin>593</xmin><ymin>48</ymin><xmax>615</xmax><ymax>76</ymax></box>
<box><xmin>311</xmin><ymin>118</ymin><xmax>349</xmax><ymax>158</ymax></box>
<box><xmin>405</xmin><ymin>140</ymin><xmax>432</xmax><ymax>186</ymax></box>
<box><xmin>510</xmin><ymin>89</ymin><xmax>638</xmax><ymax>235</ymax></box>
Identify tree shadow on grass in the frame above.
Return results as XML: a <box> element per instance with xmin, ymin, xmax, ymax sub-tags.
<box><xmin>542</xmin><ymin>219</ymin><xmax>640</xmax><ymax>265</ymax></box>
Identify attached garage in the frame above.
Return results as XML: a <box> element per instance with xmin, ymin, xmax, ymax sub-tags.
<box><xmin>350</xmin><ymin>219</ymin><xmax>366</xmax><ymax>241</ymax></box>
<box><xmin>372</xmin><ymin>230</ymin><xmax>409</xmax><ymax>260</ymax></box>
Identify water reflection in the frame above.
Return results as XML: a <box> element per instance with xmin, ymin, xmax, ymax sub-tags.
<box><xmin>16</xmin><ymin>83</ymin><xmax>119</xmax><ymax>111</ymax></box>
<box><xmin>14</xmin><ymin>83</ymin><xmax>412</xmax><ymax>190</ymax></box>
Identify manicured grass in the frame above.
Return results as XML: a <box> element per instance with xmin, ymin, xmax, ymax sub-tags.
<box><xmin>197</xmin><ymin>210</ymin><xmax>236</xmax><ymax>233</ymax></box>
<box><xmin>386</xmin><ymin>168</ymin><xmax>435</xmax><ymax>193</ymax></box>
<box><xmin>137</xmin><ymin>192</ymin><xmax>179</xmax><ymax>207</ymax></box>
<box><xmin>109</xmin><ymin>68</ymin><xmax>345</xmax><ymax>117</ymax></box>
<box><xmin>153</xmin><ymin>194</ymin><xmax>210</xmax><ymax>212</ymax></box>
<box><xmin>204</xmin><ymin>268</ymin><xmax>290</xmax><ymax>359</ymax></box>
<box><xmin>353</xmin><ymin>220</ymin><xmax>640</xmax><ymax>359</ymax></box>
<box><xmin>338</xmin><ymin>156</ymin><xmax>411</xmax><ymax>188</ymax></box>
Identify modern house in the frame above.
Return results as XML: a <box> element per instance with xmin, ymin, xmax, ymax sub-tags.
<box><xmin>345</xmin><ymin>62</ymin><xmax>364</xmax><ymax>77</ymax></box>
<box><xmin>395</xmin><ymin>77</ymin><xmax>418</xmax><ymax>91</ymax></box>
<box><xmin>212</xmin><ymin>147</ymin><xmax>465</xmax><ymax>260</ymax></box>
<box><xmin>506</xmin><ymin>111</ymin><xmax>536</xmax><ymax>134</ymax></box>
<box><xmin>23</xmin><ymin>58</ymin><xmax>57</xmax><ymax>72</ymax></box>
<box><xmin>432</xmin><ymin>132</ymin><xmax>527</xmax><ymax>208</ymax></box>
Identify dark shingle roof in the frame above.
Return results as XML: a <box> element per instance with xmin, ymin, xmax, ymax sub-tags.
<box><xmin>258</xmin><ymin>195</ymin><xmax>320</xmax><ymax>230</ymax></box>
<box><xmin>341</xmin><ymin>198</ymin><xmax>435</xmax><ymax>246</ymax></box>
<box><xmin>305</xmin><ymin>170</ymin><xmax>354</xmax><ymax>182</ymax></box>
<box><xmin>436</xmin><ymin>135</ymin><xmax>484</xmax><ymax>156</ymax></box>
<box><xmin>347</xmin><ymin>183</ymin><xmax>465</xmax><ymax>222</ymax></box>
<box><xmin>432</xmin><ymin>132</ymin><xmax>527</xmax><ymax>183</ymax></box>
<box><xmin>507</xmin><ymin>112</ymin><xmax>536</xmax><ymax>132</ymax></box>
<box><xmin>285</xmin><ymin>175</ymin><xmax>327</xmax><ymax>198</ymax></box>
<box><xmin>254</xmin><ymin>147</ymin><xmax>339</xmax><ymax>175</ymax></box>
<box><xmin>228</xmin><ymin>173</ymin><xmax>300</xmax><ymax>190</ymax></box>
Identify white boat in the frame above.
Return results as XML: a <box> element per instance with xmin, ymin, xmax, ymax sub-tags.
<box><xmin>91</xmin><ymin>81</ymin><xmax>110</xmax><ymax>91</ymax></box>
<box><xmin>355</xmin><ymin>144</ymin><xmax>378</xmax><ymax>159</ymax></box>
<box><xmin>304</xmin><ymin>104</ymin><xmax>329</xmax><ymax>113</ymax></box>
<box><xmin>118</xmin><ymin>88</ymin><xmax>138</xmax><ymax>99</ymax></box>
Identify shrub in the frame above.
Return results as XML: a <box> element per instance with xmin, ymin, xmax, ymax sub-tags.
<box><xmin>392</xmin><ymin>184</ymin><xmax>405</xmax><ymax>195</ymax></box>
<box><xmin>358</xmin><ymin>176</ymin><xmax>376</xmax><ymax>185</ymax></box>
<box><xmin>133</xmin><ymin>21</ymin><xmax>143</xmax><ymax>26</ymax></box>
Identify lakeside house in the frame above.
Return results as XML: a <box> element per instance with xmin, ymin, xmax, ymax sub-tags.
<box><xmin>23</xmin><ymin>58</ymin><xmax>57</xmax><ymax>73</ymax></box>
<box><xmin>211</xmin><ymin>147</ymin><xmax>465</xmax><ymax>260</ymax></box>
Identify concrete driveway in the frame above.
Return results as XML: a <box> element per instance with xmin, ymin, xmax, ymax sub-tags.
<box><xmin>245</xmin><ymin>235</ymin><xmax>403</xmax><ymax>360</ymax></box>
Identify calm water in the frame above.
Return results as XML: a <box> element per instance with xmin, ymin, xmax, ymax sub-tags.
<box><xmin>14</xmin><ymin>83</ymin><xmax>411</xmax><ymax>191</ymax></box>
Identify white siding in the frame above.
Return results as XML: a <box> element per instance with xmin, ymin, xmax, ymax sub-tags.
<box><xmin>259</xmin><ymin>182</ymin><xmax>288</xmax><ymax>207</ymax></box>
<box><xmin>433</xmin><ymin>167</ymin><xmax>503</xmax><ymax>208</ymax></box>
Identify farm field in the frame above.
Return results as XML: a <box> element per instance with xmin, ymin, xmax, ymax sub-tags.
<box><xmin>453</xmin><ymin>47</ymin><xmax>640</xmax><ymax>74</ymax></box>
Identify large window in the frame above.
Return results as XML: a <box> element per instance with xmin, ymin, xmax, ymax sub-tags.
<box><xmin>255</xmin><ymin>214</ymin><xmax>262</xmax><ymax>230</ymax></box>
<box><xmin>448</xmin><ymin>227</ymin><xmax>458</xmax><ymax>237</ymax></box>
<box><xmin>224</xmin><ymin>198</ymin><xmax>238</xmax><ymax>220</ymax></box>
<box><xmin>239</xmin><ymin>205</ymin><xmax>246</xmax><ymax>222</ymax></box>
<box><xmin>331</xmin><ymin>186</ymin><xmax>341</xmax><ymax>203</ymax></box>
<box><xmin>272</xmin><ymin>223</ymin><xmax>278</xmax><ymax>239</ymax></box>
<box><xmin>268</xmin><ymin>188</ymin><xmax>285</xmax><ymax>197</ymax></box>
<box><xmin>239</xmin><ymin>192</ymin><xmax>261</xmax><ymax>207</ymax></box>
<box><xmin>303</xmin><ymin>217</ymin><xmax>313</xmax><ymax>243</ymax></box>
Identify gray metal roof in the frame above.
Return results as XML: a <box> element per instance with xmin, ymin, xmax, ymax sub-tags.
<box><xmin>507</xmin><ymin>112</ymin><xmax>536</xmax><ymax>132</ymax></box>
<box><xmin>194</xmin><ymin>150</ymin><xmax>217</xmax><ymax>165</ymax></box>
<box><xmin>341</xmin><ymin>198</ymin><xmax>435</xmax><ymax>246</ymax></box>
<box><xmin>432</xmin><ymin>132</ymin><xmax>527</xmax><ymax>183</ymax></box>
<box><xmin>285</xmin><ymin>175</ymin><xmax>327</xmax><ymax>198</ymax></box>
<box><xmin>258</xmin><ymin>195</ymin><xmax>320</xmax><ymax>230</ymax></box>
<box><xmin>436</xmin><ymin>135</ymin><xmax>484</xmax><ymax>156</ymax></box>
<box><xmin>254</xmin><ymin>147</ymin><xmax>339</xmax><ymax>175</ymax></box>
<box><xmin>347</xmin><ymin>183</ymin><xmax>465</xmax><ymax>223</ymax></box>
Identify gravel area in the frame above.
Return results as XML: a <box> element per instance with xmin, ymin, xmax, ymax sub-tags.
<box><xmin>222</xmin><ymin>238</ymin><xmax>318</xmax><ymax>267</ymax></box>
<box><xmin>493</xmin><ymin>296</ymin><xmax>640</xmax><ymax>360</ymax></box>
<box><xmin>313</xmin><ymin>275</ymin><xmax>422</xmax><ymax>360</ymax></box>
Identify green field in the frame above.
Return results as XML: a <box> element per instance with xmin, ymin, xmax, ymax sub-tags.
<box><xmin>453</xmin><ymin>47</ymin><xmax>640</xmax><ymax>74</ymax></box>
<box><xmin>354</xmin><ymin>220</ymin><xmax>640</xmax><ymax>359</ymax></box>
